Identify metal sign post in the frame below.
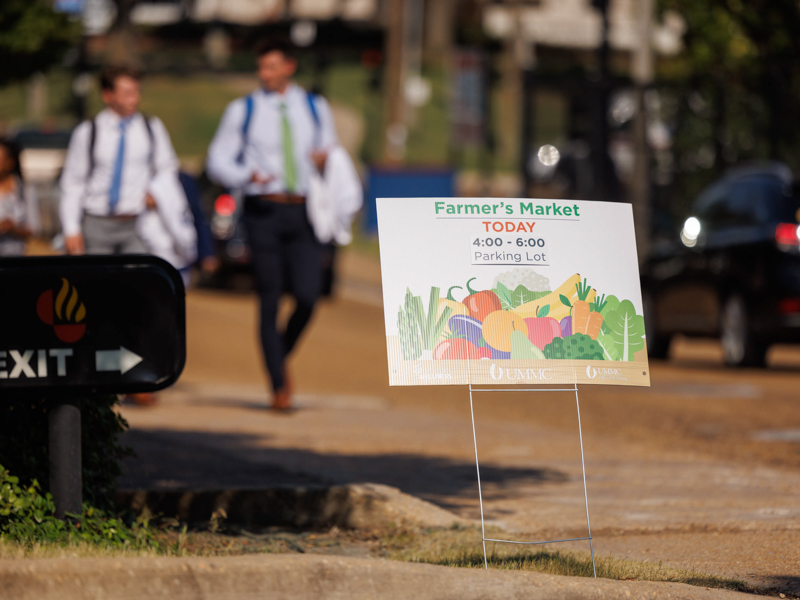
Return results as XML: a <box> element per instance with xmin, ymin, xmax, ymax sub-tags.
<box><xmin>0</xmin><ymin>255</ymin><xmax>186</xmax><ymax>518</ymax></box>
<box><xmin>468</xmin><ymin>384</ymin><xmax>597</xmax><ymax>577</ymax></box>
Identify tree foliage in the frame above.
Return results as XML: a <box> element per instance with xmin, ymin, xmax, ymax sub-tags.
<box><xmin>0</xmin><ymin>0</ymin><xmax>81</xmax><ymax>85</ymax></box>
<box><xmin>658</xmin><ymin>0</ymin><xmax>800</xmax><ymax>209</ymax></box>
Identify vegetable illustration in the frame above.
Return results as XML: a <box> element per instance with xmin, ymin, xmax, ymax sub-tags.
<box><xmin>543</xmin><ymin>333</ymin><xmax>604</xmax><ymax>360</ymax></box>
<box><xmin>515</xmin><ymin>274</ymin><xmax>595</xmax><ymax>321</ymax></box>
<box><xmin>493</xmin><ymin>282</ymin><xmax>548</xmax><ymax>310</ymax></box>
<box><xmin>482</xmin><ymin>310</ymin><xmax>528</xmax><ymax>352</ymax></box>
<box><xmin>448</xmin><ymin>314</ymin><xmax>483</xmax><ymax>348</ymax></box>
<box><xmin>583</xmin><ymin>293</ymin><xmax>606</xmax><ymax>340</ymax></box>
<box><xmin>399</xmin><ymin>287</ymin><xmax>452</xmax><ymax>359</ymax></box>
<box><xmin>570</xmin><ymin>278</ymin><xmax>593</xmax><ymax>335</ymax></box>
<box><xmin>599</xmin><ymin>295</ymin><xmax>620</xmax><ymax>334</ymax></box>
<box><xmin>433</xmin><ymin>338</ymin><xmax>481</xmax><ymax>360</ymax></box>
<box><xmin>438</xmin><ymin>286</ymin><xmax>471</xmax><ymax>319</ymax></box>
<box><xmin>604</xmin><ymin>299</ymin><xmax>645</xmax><ymax>361</ymax></box>
<box><xmin>524</xmin><ymin>306</ymin><xmax>561</xmax><ymax>351</ymax></box>
<box><xmin>462</xmin><ymin>278</ymin><xmax>502</xmax><ymax>321</ymax></box>
<box><xmin>397</xmin><ymin>289</ymin><xmax>422</xmax><ymax>360</ymax></box>
<box><xmin>560</xmin><ymin>316</ymin><xmax>572</xmax><ymax>338</ymax></box>
<box><xmin>596</xmin><ymin>329</ymin><xmax>621</xmax><ymax>361</ymax></box>
<box><xmin>478</xmin><ymin>347</ymin><xmax>492</xmax><ymax>359</ymax></box>
<box><xmin>510</xmin><ymin>330</ymin><xmax>545</xmax><ymax>359</ymax></box>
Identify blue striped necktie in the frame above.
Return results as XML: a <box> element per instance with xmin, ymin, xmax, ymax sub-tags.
<box><xmin>108</xmin><ymin>118</ymin><xmax>130</xmax><ymax>213</ymax></box>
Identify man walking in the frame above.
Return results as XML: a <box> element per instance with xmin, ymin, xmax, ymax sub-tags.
<box><xmin>206</xmin><ymin>40</ymin><xmax>339</xmax><ymax>411</ymax></box>
<box><xmin>60</xmin><ymin>65</ymin><xmax>191</xmax><ymax>257</ymax></box>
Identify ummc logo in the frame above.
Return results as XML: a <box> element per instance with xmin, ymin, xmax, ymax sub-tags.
<box><xmin>37</xmin><ymin>278</ymin><xmax>87</xmax><ymax>343</ymax></box>
<box><xmin>490</xmin><ymin>364</ymin><xmax>553</xmax><ymax>381</ymax></box>
<box><xmin>586</xmin><ymin>365</ymin><xmax>624</xmax><ymax>379</ymax></box>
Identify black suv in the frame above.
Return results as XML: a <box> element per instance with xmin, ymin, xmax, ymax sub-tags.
<box><xmin>641</xmin><ymin>162</ymin><xmax>800</xmax><ymax>367</ymax></box>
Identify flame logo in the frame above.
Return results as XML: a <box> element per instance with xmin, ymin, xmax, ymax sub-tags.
<box><xmin>55</xmin><ymin>278</ymin><xmax>86</xmax><ymax>324</ymax></box>
<box><xmin>37</xmin><ymin>278</ymin><xmax>87</xmax><ymax>343</ymax></box>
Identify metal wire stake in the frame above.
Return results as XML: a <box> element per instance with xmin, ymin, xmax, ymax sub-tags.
<box><xmin>468</xmin><ymin>384</ymin><xmax>488</xmax><ymax>569</ymax></box>
<box><xmin>575</xmin><ymin>387</ymin><xmax>597</xmax><ymax>578</ymax></box>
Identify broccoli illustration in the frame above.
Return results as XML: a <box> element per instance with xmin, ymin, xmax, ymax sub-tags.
<box><xmin>543</xmin><ymin>333</ymin><xmax>605</xmax><ymax>360</ymax></box>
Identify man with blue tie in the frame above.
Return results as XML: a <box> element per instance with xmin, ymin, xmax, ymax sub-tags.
<box><xmin>206</xmin><ymin>40</ymin><xmax>339</xmax><ymax>412</ymax></box>
<box><xmin>60</xmin><ymin>65</ymin><xmax>188</xmax><ymax>256</ymax></box>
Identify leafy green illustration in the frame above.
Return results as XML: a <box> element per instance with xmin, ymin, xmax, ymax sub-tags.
<box><xmin>493</xmin><ymin>283</ymin><xmax>548</xmax><ymax>310</ymax></box>
<box><xmin>596</xmin><ymin>330</ymin><xmax>621</xmax><ymax>361</ymax></box>
<box><xmin>599</xmin><ymin>294</ymin><xmax>620</xmax><ymax>334</ymax></box>
<box><xmin>605</xmin><ymin>299</ymin><xmax>645</xmax><ymax>361</ymax></box>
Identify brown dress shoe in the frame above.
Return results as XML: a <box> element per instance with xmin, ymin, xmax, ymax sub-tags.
<box><xmin>272</xmin><ymin>389</ymin><xmax>292</xmax><ymax>412</ymax></box>
<box><xmin>128</xmin><ymin>393</ymin><xmax>157</xmax><ymax>406</ymax></box>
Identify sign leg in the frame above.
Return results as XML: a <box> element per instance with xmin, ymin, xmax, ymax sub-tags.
<box><xmin>469</xmin><ymin>384</ymin><xmax>488</xmax><ymax>569</ymax></box>
<box><xmin>48</xmin><ymin>398</ymin><xmax>83</xmax><ymax>519</ymax></box>
<box><xmin>574</xmin><ymin>388</ymin><xmax>597</xmax><ymax>578</ymax></box>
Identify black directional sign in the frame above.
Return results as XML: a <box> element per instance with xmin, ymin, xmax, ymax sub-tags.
<box><xmin>0</xmin><ymin>255</ymin><xmax>185</xmax><ymax>395</ymax></box>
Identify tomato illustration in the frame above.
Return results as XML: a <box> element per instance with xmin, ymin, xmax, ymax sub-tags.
<box><xmin>433</xmin><ymin>338</ymin><xmax>482</xmax><ymax>360</ymax></box>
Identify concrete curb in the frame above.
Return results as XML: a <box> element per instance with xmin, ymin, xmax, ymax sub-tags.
<box><xmin>117</xmin><ymin>483</ymin><xmax>468</xmax><ymax>530</ymax></box>
<box><xmin>0</xmin><ymin>554</ymin><xmax>763</xmax><ymax>600</ymax></box>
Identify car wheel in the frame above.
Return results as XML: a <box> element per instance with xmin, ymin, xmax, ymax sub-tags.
<box><xmin>720</xmin><ymin>294</ymin><xmax>766</xmax><ymax>367</ymax></box>
<box><xmin>642</xmin><ymin>290</ymin><xmax>671</xmax><ymax>359</ymax></box>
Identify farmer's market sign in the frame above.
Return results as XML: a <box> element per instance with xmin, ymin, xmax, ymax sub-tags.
<box><xmin>376</xmin><ymin>198</ymin><xmax>650</xmax><ymax>387</ymax></box>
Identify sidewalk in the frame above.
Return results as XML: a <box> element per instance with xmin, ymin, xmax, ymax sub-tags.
<box><xmin>0</xmin><ymin>553</ymin><xmax>766</xmax><ymax>600</ymax></box>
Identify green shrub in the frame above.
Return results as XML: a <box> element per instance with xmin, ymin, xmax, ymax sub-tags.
<box><xmin>0</xmin><ymin>396</ymin><xmax>131</xmax><ymax>511</ymax></box>
<box><xmin>0</xmin><ymin>465</ymin><xmax>155</xmax><ymax>548</ymax></box>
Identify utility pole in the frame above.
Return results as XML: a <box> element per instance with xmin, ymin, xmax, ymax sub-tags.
<box><xmin>592</xmin><ymin>0</ymin><xmax>611</xmax><ymax>203</ymax></box>
<box><xmin>631</xmin><ymin>0</ymin><xmax>654</xmax><ymax>262</ymax></box>
<box><xmin>383</xmin><ymin>0</ymin><xmax>407</xmax><ymax>162</ymax></box>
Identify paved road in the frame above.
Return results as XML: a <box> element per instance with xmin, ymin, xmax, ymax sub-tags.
<box><xmin>119</xmin><ymin>250</ymin><xmax>800</xmax><ymax>595</ymax></box>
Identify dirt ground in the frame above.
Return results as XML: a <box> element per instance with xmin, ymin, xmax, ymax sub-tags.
<box><xmin>118</xmin><ymin>250</ymin><xmax>800</xmax><ymax>596</ymax></box>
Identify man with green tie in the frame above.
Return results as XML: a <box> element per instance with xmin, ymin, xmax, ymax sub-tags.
<box><xmin>206</xmin><ymin>39</ymin><xmax>339</xmax><ymax>412</ymax></box>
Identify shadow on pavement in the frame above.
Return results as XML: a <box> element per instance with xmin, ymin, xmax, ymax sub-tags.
<box><xmin>120</xmin><ymin>428</ymin><xmax>570</xmax><ymax>503</ymax></box>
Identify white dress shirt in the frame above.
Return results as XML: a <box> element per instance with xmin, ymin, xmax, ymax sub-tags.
<box><xmin>206</xmin><ymin>83</ymin><xmax>338</xmax><ymax>196</ymax></box>
<box><xmin>59</xmin><ymin>108</ymin><xmax>182</xmax><ymax>237</ymax></box>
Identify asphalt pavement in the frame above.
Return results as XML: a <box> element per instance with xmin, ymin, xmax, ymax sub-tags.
<box><xmin>117</xmin><ymin>250</ymin><xmax>800</xmax><ymax>596</ymax></box>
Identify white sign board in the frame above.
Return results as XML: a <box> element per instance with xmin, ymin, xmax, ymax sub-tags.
<box><xmin>377</xmin><ymin>198</ymin><xmax>651</xmax><ymax>387</ymax></box>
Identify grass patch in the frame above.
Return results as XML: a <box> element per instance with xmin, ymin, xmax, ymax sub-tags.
<box><xmin>379</xmin><ymin>525</ymin><xmax>754</xmax><ymax>594</ymax></box>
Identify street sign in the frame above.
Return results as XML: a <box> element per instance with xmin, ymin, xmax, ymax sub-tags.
<box><xmin>0</xmin><ymin>255</ymin><xmax>186</xmax><ymax>395</ymax></box>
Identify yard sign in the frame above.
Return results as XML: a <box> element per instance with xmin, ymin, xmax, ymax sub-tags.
<box><xmin>377</xmin><ymin>198</ymin><xmax>651</xmax><ymax>387</ymax></box>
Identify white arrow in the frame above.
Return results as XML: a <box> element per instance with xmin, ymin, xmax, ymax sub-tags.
<box><xmin>95</xmin><ymin>347</ymin><xmax>143</xmax><ymax>375</ymax></box>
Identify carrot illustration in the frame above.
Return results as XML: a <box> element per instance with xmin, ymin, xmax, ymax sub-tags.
<box><xmin>584</xmin><ymin>293</ymin><xmax>608</xmax><ymax>340</ymax></box>
<box><xmin>572</xmin><ymin>278</ymin><xmax>593</xmax><ymax>334</ymax></box>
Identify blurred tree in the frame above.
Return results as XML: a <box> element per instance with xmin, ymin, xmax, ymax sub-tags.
<box><xmin>0</xmin><ymin>0</ymin><xmax>80</xmax><ymax>86</ymax></box>
<box><xmin>659</xmin><ymin>0</ymin><xmax>800</xmax><ymax>211</ymax></box>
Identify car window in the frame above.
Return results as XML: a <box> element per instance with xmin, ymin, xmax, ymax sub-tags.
<box><xmin>727</xmin><ymin>179</ymin><xmax>770</xmax><ymax>225</ymax></box>
<box><xmin>694</xmin><ymin>182</ymin><xmax>739</xmax><ymax>230</ymax></box>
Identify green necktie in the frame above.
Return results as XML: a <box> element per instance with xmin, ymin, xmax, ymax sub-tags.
<box><xmin>280</xmin><ymin>103</ymin><xmax>297</xmax><ymax>193</ymax></box>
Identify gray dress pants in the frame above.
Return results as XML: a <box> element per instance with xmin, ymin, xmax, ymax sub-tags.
<box><xmin>82</xmin><ymin>214</ymin><xmax>147</xmax><ymax>255</ymax></box>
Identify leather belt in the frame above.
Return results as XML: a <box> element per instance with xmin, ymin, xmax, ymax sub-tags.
<box><xmin>248</xmin><ymin>193</ymin><xmax>306</xmax><ymax>205</ymax></box>
<box><xmin>86</xmin><ymin>213</ymin><xmax>138</xmax><ymax>221</ymax></box>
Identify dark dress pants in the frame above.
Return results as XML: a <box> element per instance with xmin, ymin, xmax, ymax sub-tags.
<box><xmin>244</xmin><ymin>198</ymin><xmax>322</xmax><ymax>392</ymax></box>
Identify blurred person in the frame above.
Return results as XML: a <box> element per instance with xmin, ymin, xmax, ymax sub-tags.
<box><xmin>59</xmin><ymin>65</ymin><xmax>195</xmax><ymax>407</ymax></box>
<box><xmin>59</xmin><ymin>65</ymin><xmax>193</xmax><ymax>258</ymax></box>
<box><xmin>206</xmin><ymin>39</ymin><xmax>340</xmax><ymax>412</ymax></box>
<box><xmin>0</xmin><ymin>138</ymin><xmax>39</xmax><ymax>256</ymax></box>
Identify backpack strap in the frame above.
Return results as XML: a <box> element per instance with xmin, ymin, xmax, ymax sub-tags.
<box><xmin>86</xmin><ymin>114</ymin><xmax>156</xmax><ymax>177</ymax></box>
<box><xmin>87</xmin><ymin>118</ymin><xmax>97</xmax><ymax>178</ymax></box>
<box><xmin>237</xmin><ymin>94</ymin><xmax>255</xmax><ymax>164</ymax></box>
